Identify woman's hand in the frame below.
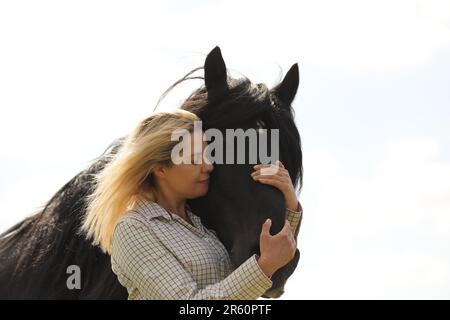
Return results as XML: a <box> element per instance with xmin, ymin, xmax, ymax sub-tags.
<box><xmin>251</xmin><ymin>160</ymin><xmax>299</xmax><ymax>211</ymax></box>
<box><xmin>257</xmin><ymin>218</ymin><xmax>297</xmax><ymax>277</ymax></box>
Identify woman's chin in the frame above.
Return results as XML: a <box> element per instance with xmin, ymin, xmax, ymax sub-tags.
<box><xmin>191</xmin><ymin>186</ymin><xmax>209</xmax><ymax>198</ymax></box>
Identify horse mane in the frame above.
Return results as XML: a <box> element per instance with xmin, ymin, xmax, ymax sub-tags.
<box><xmin>161</xmin><ymin>66</ymin><xmax>303</xmax><ymax>188</ymax></box>
<box><xmin>0</xmin><ymin>138</ymin><xmax>127</xmax><ymax>299</ymax></box>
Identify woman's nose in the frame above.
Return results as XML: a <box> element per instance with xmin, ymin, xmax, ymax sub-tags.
<box><xmin>202</xmin><ymin>161</ymin><xmax>214</xmax><ymax>173</ymax></box>
<box><xmin>201</xmin><ymin>153</ymin><xmax>214</xmax><ymax>172</ymax></box>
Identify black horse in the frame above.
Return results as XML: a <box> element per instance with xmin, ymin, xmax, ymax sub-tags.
<box><xmin>0</xmin><ymin>46</ymin><xmax>302</xmax><ymax>299</ymax></box>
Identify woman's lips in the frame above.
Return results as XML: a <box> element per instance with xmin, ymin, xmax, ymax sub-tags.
<box><xmin>198</xmin><ymin>178</ymin><xmax>210</xmax><ymax>183</ymax></box>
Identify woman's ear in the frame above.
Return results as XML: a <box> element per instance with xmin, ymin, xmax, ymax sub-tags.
<box><xmin>153</xmin><ymin>166</ymin><xmax>165</xmax><ymax>179</ymax></box>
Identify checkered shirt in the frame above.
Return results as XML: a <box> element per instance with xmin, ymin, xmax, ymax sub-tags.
<box><xmin>111</xmin><ymin>199</ymin><xmax>302</xmax><ymax>300</ymax></box>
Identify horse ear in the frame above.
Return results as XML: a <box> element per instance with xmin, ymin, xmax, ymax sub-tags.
<box><xmin>271</xmin><ymin>63</ymin><xmax>299</xmax><ymax>107</ymax></box>
<box><xmin>204</xmin><ymin>46</ymin><xmax>228</xmax><ymax>101</ymax></box>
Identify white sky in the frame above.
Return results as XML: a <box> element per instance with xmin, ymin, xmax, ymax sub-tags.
<box><xmin>1</xmin><ymin>0</ymin><xmax>449</xmax><ymax>299</ymax></box>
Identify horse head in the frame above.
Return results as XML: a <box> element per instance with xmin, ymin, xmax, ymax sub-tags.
<box><xmin>185</xmin><ymin>46</ymin><xmax>303</xmax><ymax>297</ymax></box>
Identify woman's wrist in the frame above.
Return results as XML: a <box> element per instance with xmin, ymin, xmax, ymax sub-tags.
<box><xmin>256</xmin><ymin>255</ymin><xmax>277</xmax><ymax>278</ymax></box>
<box><xmin>285</xmin><ymin>196</ymin><xmax>299</xmax><ymax>212</ymax></box>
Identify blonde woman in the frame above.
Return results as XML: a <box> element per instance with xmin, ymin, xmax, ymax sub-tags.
<box><xmin>82</xmin><ymin>110</ymin><xmax>302</xmax><ymax>300</ymax></box>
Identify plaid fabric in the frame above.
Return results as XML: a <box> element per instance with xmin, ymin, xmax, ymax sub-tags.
<box><xmin>111</xmin><ymin>199</ymin><xmax>302</xmax><ymax>300</ymax></box>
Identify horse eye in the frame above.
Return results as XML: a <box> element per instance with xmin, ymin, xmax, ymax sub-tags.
<box><xmin>256</xmin><ymin>119</ymin><xmax>265</xmax><ymax>129</ymax></box>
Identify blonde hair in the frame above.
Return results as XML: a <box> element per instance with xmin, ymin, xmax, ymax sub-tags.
<box><xmin>82</xmin><ymin>109</ymin><xmax>200</xmax><ymax>253</ymax></box>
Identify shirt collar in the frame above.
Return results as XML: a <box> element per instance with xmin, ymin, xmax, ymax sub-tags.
<box><xmin>186</xmin><ymin>209</ymin><xmax>203</xmax><ymax>229</ymax></box>
<box><xmin>134</xmin><ymin>199</ymin><xmax>172</xmax><ymax>220</ymax></box>
<box><xmin>134</xmin><ymin>198</ymin><xmax>202</xmax><ymax>227</ymax></box>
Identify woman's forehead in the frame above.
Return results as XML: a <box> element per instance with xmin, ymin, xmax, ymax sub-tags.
<box><xmin>187</xmin><ymin>132</ymin><xmax>207</xmax><ymax>148</ymax></box>
<box><xmin>190</xmin><ymin>140</ymin><xmax>208</xmax><ymax>153</ymax></box>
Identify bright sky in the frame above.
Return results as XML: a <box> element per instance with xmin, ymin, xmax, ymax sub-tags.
<box><xmin>1</xmin><ymin>0</ymin><xmax>449</xmax><ymax>299</ymax></box>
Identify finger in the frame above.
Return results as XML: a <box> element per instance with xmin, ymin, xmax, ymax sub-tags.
<box><xmin>256</xmin><ymin>161</ymin><xmax>285</xmax><ymax>170</ymax></box>
<box><xmin>253</xmin><ymin>167</ymin><xmax>289</xmax><ymax>178</ymax></box>
<box><xmin>261</xmin><ymin>218</ymin><xmax>272</xmax><ymax>236</ymax></box>
<box><xmin>253</xmin><ymin>172</ymin><xmax>286</xmax><ymax>182</ymax></box>
<box><xmin>252</xmin><ymin>172</ymin><xmax>281</xmax><ymax>181</ymax></box>
<box><xmin>253</xmin><ymin>175</ymin><xmax>286</xmax><ymax>186</ymax></box>
<box><xmin>254</xmin><ymin>162</ymin><xmax>281</xmax><ymax>170</ymax></box>
<box><xmin>253</xmin><ymin>163</ymin><xmax>279</xmax><ymax>169</ymax></box>
<box><xmin>254</xmin><ymin>178</ymin><xmax>284</xmax><ymax>189</ymax></box>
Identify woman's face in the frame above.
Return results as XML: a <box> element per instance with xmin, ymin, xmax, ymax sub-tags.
<box><xmin>160</xmin><ymin>136</ymin><xmax>214</xmax><ymax>199</ymax></box>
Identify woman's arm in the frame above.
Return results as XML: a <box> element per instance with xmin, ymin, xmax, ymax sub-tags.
<box><xmin>111</xmin><ymin>219</ymin><xmax>273</xmax><ymax>300</ymax></box>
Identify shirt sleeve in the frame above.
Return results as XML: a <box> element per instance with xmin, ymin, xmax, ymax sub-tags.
<box><xmin>111</xmin><ymin>219</ymin><xmax>273</xmax><ymax>300</ymax></box>
<box><xmin>285</xmin><ymin>201</ymin><xmax>303</xmax><ymax>240</ymax></box>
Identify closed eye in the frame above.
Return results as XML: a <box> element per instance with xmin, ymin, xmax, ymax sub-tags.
<box><xmin>191</xmin><ymin>153</ymin><xmax>203</xmax><ymax>164</ymax></box>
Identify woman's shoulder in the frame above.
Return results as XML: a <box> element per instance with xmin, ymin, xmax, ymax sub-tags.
<box><xmin>115</xmin><ymin>210</ymin><xmax>148</xmax><ymax>233</ymax></box>
<box><xmin>112</xmin><ymin>202</ymin><xmax>168</xmax><ymax>257</ymax></box>
<box><xmin>116</xmin><ymin>198</ymin><xmax>171</xmax><ymax>227</ymax></box>
<box><xmin>112</xmin><ymin>209</ymin><xmax>155</xmax><ymax>249</ymax></box>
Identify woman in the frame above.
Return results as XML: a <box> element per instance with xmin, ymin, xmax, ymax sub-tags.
<box><xmin>82</xmin><ymin>109</ymin><xmax>302</xmax><ymax>300</ymax></box>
